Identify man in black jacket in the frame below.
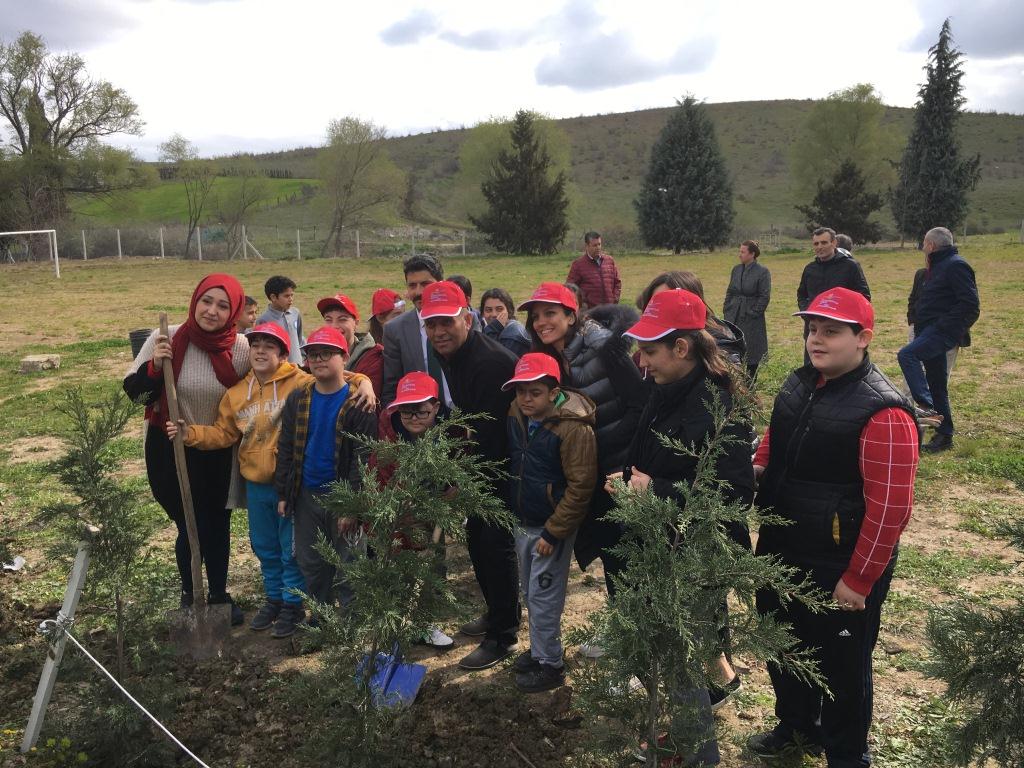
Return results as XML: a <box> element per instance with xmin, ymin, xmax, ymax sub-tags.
<box><xmin>897</xmin><ymin>227</ymin><xmax>980</xmax><ymax>453</ymax></box>
<box><xmin>797</xmin><ymin>228</ymin><xmax>871</xmax><ymax>311</ymax></box>
<box><xmin>420</xmin><ymin>280</ymin><xmax>522</xmax><ymax>670</ymax></box>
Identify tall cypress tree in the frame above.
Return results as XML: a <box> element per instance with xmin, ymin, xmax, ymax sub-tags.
<box><xmin>891</xmin><ymin>19</ymin><xmax>981</xmax><ymax>244</ymax></box>
<box><xmin>635</xmin><ymin>96</ymin><xmax>734</xmax><ymax>254</ymax></box>
<box><xmin>470</xmin><ymin>110</ymin><xmax>569</xmax><ymax>255</ymax></box>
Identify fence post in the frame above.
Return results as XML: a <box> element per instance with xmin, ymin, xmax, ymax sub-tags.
<box><xmin>197</xmin><ymin>227</ymin><xmax>203</xmax><ymax>261</ymax></box>
<box><xmin>242</xmin><ymin>225</ymin><xmax>248</xmax><ymax>260</ymax></box>
<box><xmin>461</xmin><ymin>231</ymin><xmax>466</xmax><ymax>257</ymax></box>
<box><xmin>116</xmin><ymin>229</ymin><xmax>122</xmax><ymax>259</ymax></box>
<box><xmin>81</xmin><ymin>230</ymin><xmax>88</xmax><ymax>261</ymax></box>
<box><xmin>356</xmin><ymin>229</ymin><xmax>360</xmax><ymax>259</ymax></box>
<box><xmin>296</xmin><ymin>229</ymin><xmax>301</xmax><ymax>260</ymax></box>
<box><xmin>51</xmin><ymin>230</ymin><xmax>60</xmax><ymax>279</ymax></box>
<box><xmin>159</xmin><ymin>227</ymin><xmax>165</xmax><ymax>259</ymax></box>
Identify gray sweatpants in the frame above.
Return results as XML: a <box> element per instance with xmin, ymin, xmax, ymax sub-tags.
<box><xmin>293</xmin><ymin>486</ymin><xmax>362</xmax><ymax>608</ymax></box>
<box><xmin>515</xmin><ymin>526</ymin><xmax>576</xmax><ymax>668</ymax></box>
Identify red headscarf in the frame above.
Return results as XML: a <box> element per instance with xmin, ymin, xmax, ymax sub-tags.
<box><xmin>149</xmin><ymin>273</ymin><xmax>245</xmax><ymax>427</ymax></box>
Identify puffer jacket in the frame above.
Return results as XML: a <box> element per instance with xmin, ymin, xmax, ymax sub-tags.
<box><xmin>564</xmin><ymin>304</ymin><xmax>644</xmax><ymax>474</ymax></box>
<box><xmin>483</xmin><ymin>317</ymin><xmax>531</xmax><ymax>358</ymax></box>
<box><xmin>506</xmin><ymin>391</ymin><xmax>598</xmax><ymax>544</ymax></box>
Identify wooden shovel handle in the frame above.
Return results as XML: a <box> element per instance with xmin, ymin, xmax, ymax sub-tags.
<box><xmin>159</xmin><ymin>314</ymin><xmax>207</xmax><ymax>610</ymax></box>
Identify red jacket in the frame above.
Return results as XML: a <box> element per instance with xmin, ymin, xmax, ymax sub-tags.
<box><xmin>351</xmin><ymin>344</ymin><xmax>384</xmax><ymax>399</ymax></box>
<box><xmin>566</xmin><ymin>252</ymin><xmax>622</xmax><ymax>308</ymax></box>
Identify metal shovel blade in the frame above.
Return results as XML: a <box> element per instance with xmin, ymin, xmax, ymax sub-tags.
<box><xmin>167</xmin><ymin>603</ymin><xmax>233</xmax><ymax>660</ymax></box>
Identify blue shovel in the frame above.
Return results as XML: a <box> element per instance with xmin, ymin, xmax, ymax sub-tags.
<box><xmin>356</xmin><ymin>643</ymin><xmax>427</xmax><ymax>708</ymax></box>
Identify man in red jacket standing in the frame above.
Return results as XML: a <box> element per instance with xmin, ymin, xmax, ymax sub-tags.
<box><xmin>566</xmin><ymin>231</ymin><xmax>622</xmax><ymax>310</ymax></box>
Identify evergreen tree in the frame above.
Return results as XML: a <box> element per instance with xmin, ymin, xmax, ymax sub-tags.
<box><xmin>891</xmin><ymin>19</ymin><xmax>981</xmax><ymax>244</ymax></box>
<box><xmin>470</xmin><ymin>110</ymin><xmax>569</xmax><ymax>255</ymax></box>
<box><xmin>635</xmin><ymin>96</ymin><xmax>734</xmax><ymax>254</ymax></box>
<box><xmin>797</xmin><ymin>160</ymin><xmax>885</xmax><ymax>243</ymax></box>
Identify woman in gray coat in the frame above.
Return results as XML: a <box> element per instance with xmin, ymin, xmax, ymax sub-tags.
<box><xmin>723</xmin><ymin>240</ymin><xmax>771</xmax><ymax>380</ymax></box>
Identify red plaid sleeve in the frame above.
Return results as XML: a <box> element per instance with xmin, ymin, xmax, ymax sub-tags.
<box><xmin>842</xmin><ymin>407</ymin><xmax>919</xmax><ymax>595</ymax></box>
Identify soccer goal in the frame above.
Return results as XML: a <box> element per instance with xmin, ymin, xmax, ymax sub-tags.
<box><xmin>0</xmin><ymin>229</ymin><xmax>60</xmax><ymax>278</ymax></box>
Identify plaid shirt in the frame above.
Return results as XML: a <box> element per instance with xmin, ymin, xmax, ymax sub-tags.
<box><xmin>288</xmin><ymin>381</ymin><xmax>355</xmax><ymax>504</ymax></box>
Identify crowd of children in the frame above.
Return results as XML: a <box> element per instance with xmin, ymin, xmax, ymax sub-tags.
<box><xmin>126</xmin><ymin>233</ymin><xmax>937</xmax><ymax>766</ymax></box>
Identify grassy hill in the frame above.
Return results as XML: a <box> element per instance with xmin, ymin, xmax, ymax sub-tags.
<box><xmin>74</xmin><ymin>100</ymin><xmax>1024</xmax><ymax>238</ymax></box>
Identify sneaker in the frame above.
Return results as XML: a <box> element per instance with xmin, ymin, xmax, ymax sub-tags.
<box><xmin>913</xmin><ymin>406</ymin><xmax>944</xmax><ymax>427</ymax></box>
<box><xmin>922</xmin><ymin>433</ymin><xmax>954</xmax><ymax>453</ymax></box>
<box><xmin>458</xmin><ymin>639</ymin><xmax>514</xmax><ymax>670</ymax></box>
<box><xmin>459</xmin><ymin>614</ymin><xmax>490</xmax><ymax>637</ymax></box>
<box><xmin>746</xmin><ymin>728</ymin><xmax>823</xmax><ymax>759</ymax></box>
<box><xmin>419</xmin><ymin>627</ymin><xmax>455</xmax><ymax>650</ymax></box>
<box><xmin>271</xmin><ymin>603</ymin><xmax>305</xmax><ymax>639</ymax></box>
<box><xmin>708</xmin><ymin>674</ymin><xmax>742</xmax><ymax>712</ymax></box>
<box><xmin>578</xmin><ymin>640</ymin><xmax>605</xmax><ymax>659</ymax></box>
<box><xmin>208</xmin><ymin>592</ymin><xmax>244</xmax><ymax>626</ymax></box>
<box><xmin>250</xmin><ymin>600</ymin><xmax>283</xmax><ymax>632</ymax></box>
<box><xmin>513</xmin><ymin>649</ymin><xmax>541</xmax><ymax>673</ymax></box>
<box><xmin>179</xmin><ymin>591</ymin><xmax>194</xmax><ymax>608</ymax></box>
<box><xmin>515</xmin><ymin>663</ymin><xmax>565</xmax><ymax>693</ymax></box>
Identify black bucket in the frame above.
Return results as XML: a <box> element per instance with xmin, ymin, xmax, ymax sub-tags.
<box><xmin>129</xmin><ymin>328</ymin><xmax>153</xmax><ymax>359</ymax></box>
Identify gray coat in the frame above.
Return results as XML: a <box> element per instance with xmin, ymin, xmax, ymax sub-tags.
<box><xmin>723</xmin><ymin>260</ymin><xmax>771</xmax><ymax>365</ymax></box>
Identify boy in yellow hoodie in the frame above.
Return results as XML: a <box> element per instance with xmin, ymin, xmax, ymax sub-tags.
<box><xmin>167</xmin><ymin>323</ymin><xmax>369</xmax><ymax>638</ymax></box>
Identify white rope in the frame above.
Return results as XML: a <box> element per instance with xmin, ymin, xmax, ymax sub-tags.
<box><xmin>39</xmin><ymin>618</ymin><xmax>211</xmax><ymax>768</ymax></box>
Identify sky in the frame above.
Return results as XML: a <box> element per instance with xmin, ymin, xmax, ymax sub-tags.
<box><xmin>2</xmin><ymin>0</ymin><xmax>1022</xmax><ymax>160</ymax></box>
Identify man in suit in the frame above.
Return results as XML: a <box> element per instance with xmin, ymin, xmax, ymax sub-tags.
<box><xmin>381</xmin><ymin>254</ymin><xmax>454</xmax><ymax>408</ymax></box>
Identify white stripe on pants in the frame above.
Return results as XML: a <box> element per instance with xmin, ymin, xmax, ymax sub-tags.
<box><xmin>515</xmin><ymin>526</ymin><xmax>576</xmax><ymax>667</ymax></box>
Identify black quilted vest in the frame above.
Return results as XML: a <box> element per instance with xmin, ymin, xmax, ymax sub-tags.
<box><xmin>756</xmin><ymin>356</ymin><xmax>914</xmax><ymax>570</ymax></box>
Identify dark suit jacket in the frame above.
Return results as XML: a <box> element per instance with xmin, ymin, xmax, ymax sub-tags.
<box><xmin>381</xmin><ymin>310</ymin><xmax>427</xmax><ymax>404</ymax></box>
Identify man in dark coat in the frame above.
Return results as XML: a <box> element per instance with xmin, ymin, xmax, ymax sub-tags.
<box><xmin>797</xmin><ymin>227</ymin><xmax>871</xmax><ymax>311</ymax></box>
<box><xmin>897</xmin><ymin>227</ymin><xmax>980</xmax><ymax>453</ymax></box>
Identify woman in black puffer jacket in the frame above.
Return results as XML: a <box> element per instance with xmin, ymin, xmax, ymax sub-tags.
<box><xmin>519</xmin><ymin>282</ymin><xmax>644</xmax><ymax>601</ymax></box>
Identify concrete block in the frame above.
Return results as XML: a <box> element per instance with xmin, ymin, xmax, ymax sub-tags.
<box><xmin>19</xmin><ymin>354</ymin><xmax>61</xmax><ymax>373</ymax></box>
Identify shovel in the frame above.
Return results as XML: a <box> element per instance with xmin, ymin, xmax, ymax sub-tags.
<box><xmin>356</xmin><ymin>643</ymin><xmax>428</xmax><ymax>708</ymax></box>
<box><xmin>159</xmin><ymin>313</ymin><xmax>232</xmax><ymax>658</ymax></box>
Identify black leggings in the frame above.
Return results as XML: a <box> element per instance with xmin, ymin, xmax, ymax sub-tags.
<box><xmin>145</xmin><ymin>424</ymin><xmax>233</xmax><ymax>596</ymax></box>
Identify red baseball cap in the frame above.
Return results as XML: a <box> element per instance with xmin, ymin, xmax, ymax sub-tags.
<box><xmin>517</xmin><ymin>282</ymin><xmax>579</xmax><ymax>313</ymax></box>
<box><xmin>419</xmin><ymin>281</ymin><xmax>468</xmax><ymax>319</ymax></box>
<box><xmin>300</xmin><ymin>325</ymin><xmax>350</xmax><ymax>355</ymax></box>
<box><xmin>501</xmin><ymin>353</ymin><xmax>562</xmax><ymax>391</ymax></box>
<box><xmin>624</xmin><ymin>289</ymin><xmax>707</xmax><ymax>340</ymax></box>
<box><xmin>317</xmin><ymin>293</ymin><xmax>359</xmax><ymax>320</ymax></box>
<box><xmin>794</xmin><ymin>288</ymin><xmax>874</xmax><ymax>331</ymax></box>
<box><xmin>386</xmin><ymin>371</ymin><xmax>440</xmax><ymax>412</ymax></box>
<box><xmin>371</xmin><ymin>288</ymin><xmax>405</xmax><ymax>317</ymax></box>
<box><xmin>247</xmin><ymin>322</ymin><xmax>291</xmax><ymax>355</ymax></box>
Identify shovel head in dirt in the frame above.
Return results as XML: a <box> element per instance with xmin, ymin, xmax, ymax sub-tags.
<box><xmin>167</xmin><ymin>603</ymin><xmax>233</xmax><ymax>660</ymax></box>
<box><xmin>356</xmin><ymin>645</ymin><xmax>427</xmax><ymax>708</ymax></box>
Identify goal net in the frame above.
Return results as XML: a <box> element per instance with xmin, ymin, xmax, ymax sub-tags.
<box><xmin>0</xmin><ymin>229</ymin><xmax>60</xmax><ymax>277</ymax></box>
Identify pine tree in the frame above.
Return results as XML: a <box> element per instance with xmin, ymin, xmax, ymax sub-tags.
<box><xmin>470</xmin><ymin>110</ymin><xmax>569</xmax><ymax>255</ymax></box>
<box><xmin>797</xmin><ymin>160</ymin><xmax>885</xmax><ymax>243</ymax></box>
<box><xmin>891</xmin><ymin>19</ymin><xmax>981</xmax><ymax>245</ymax></box>
<box><xmin>635</xmin><ymin>96</ymin><xmax>734</xmax><ymax>254</ymax></box>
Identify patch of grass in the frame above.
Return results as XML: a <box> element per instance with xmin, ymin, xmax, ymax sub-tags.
<box><xmin>966</xmin><ymin>452</ymin><xmax>1024</xmax><ymax>491</ymax></box>
<box><xmin>896</xmin><ymin>545</ymin><xmax>1011</xmax><ymax>592</ymax></box>
<box><xmin>955</xmin><ymin>497</ymin><xmax>1018</xmax><ymax>538</ymax></box>
<box><xmin>874</xmin><ymin>694</ymin><xmax>957</xmax><ymax>767</ymax></box>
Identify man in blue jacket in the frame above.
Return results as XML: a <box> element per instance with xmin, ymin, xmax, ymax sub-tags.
<box><xmin>897</xmin><ymin>227</ymin><xmax>980</xmax><ymax>453</ymax></box>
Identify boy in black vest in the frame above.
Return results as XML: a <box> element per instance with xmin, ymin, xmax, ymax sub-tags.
<box><xmin>749</xmin><ymin>288</ymin><xmax>919</xmax><ymax>768</ymax></box>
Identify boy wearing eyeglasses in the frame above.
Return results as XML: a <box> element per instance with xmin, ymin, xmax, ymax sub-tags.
<box><xmin>275</xmin><ymin>326</ymin><xmax>378</xmax><ymax>609</ymax></box>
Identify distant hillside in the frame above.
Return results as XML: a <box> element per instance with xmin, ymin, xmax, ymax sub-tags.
<box><xmin>79</xmin><ymin>100</ymin><xmax>1024</xmax><ymax>237</ymax></box>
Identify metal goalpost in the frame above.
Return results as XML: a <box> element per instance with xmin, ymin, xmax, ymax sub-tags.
<box><xmin>0</xmin><ymin>229</ymin><xmax>60</xmax><ymax>278</ymax></box>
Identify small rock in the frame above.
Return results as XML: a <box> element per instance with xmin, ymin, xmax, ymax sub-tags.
<box><xmin>19</xmin><ymin>354</ymin><xmax>61</xmax><ymax>373</ymax></box>
<box><xmin>883</xmin><ymin>641</ymin><xmax>907</xmax><ymax>655</ymax></box>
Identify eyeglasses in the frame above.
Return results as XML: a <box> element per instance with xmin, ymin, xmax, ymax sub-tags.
<box><xmin>398</xmin><ymin>408</ymin><xmax>434</xmax><ymax>420</ymax></box>
<box><xmin>305</xmin><ymin>349</ymin><xmax>339</xmax><ymax>362</ymax></box>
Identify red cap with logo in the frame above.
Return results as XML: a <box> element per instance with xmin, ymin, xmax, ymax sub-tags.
<box><xmin>299</xmin><ymin>325</ymin><xmax>350</xmax><ymax>355</ymax></box>
<box><xmin>624</xmin><ymin>289</ymin><xmax>707</xmax><ymax>340</ymax></box>
<box><xmin>316</xmin><ymin>293</ymin><xmax>359</xmax><ymax>320</ymax></box>
<box><xmin>419</xmin><ymin>281</ymin><xmax>468</xmax><ymax>320</ymax></box>
<box><xmin>386</xmin><ymin>372</ymin><xmax>440</xmax><ymax>412</ymax></box>
<box><xmin>247</xmin><ymin>322</ymin><xmax>291</xmax><ymax>355</ymax></box>
<box><xmin>371</xmin><ymin>288</ymin><xmax>405</xmax><ymax>317</ymax></box>
<box><xmin>501</xmin><ymin>353</ymin><xmax>562</xmax><ymax>391</ymax></box>
<box><xmin>517</xmin><ymin>282</ymin><xmax>579</xmax><ymax>313</ymax></box>
<box><xmin>794</xmin><ymin>288</ymin><xmax>874</xmax><ymax>331</ymax></box>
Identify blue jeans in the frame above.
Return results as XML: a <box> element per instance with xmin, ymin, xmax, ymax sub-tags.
<box><xmin>897</xmin><ymin>327</ymin><xmax>955</xmax><ymax>436</ymax></box>
<box><xmin>247</xmin><ymin>480</ymin><xmax>305</xmax><ymax>605</ymax></box>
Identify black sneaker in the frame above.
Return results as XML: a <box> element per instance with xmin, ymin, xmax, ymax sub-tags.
<box><xmin>708</xmin><ymin>674</ymin><xmax>742</xmax><ymax>712</ymax></box>
<box><xmin>747</xmin><ymin>728</ymin><xmax>823</xmax><ymax>759</ymax></box>
<box><xmin>922</xmin><ymin>433</ymin><xmax>953</xmax><ymax>453</ymax></box>
<box><xmin>250</xmin><ymin>600</ymin><xmax>283</xmax><ymax>632</ymax></box>
<box><xmin>180</xmin><ymin>591</ymin><xmax>194</xmax><ymax>608</ymax></box>
<box><xmin>459</xmin><ymin>614</ymin><xmax>490</xmax><ymax>637</ymax></box>
<box><xmin>458</xmin><ymin>639</ymin><xmax>513</xmax><ymax>670</ymax></box>
<box><xmin>515</xmin><ymin>663</ymin><xmax>565</xmax><ymax>693</ymax></box>
<box><xmin>513</xmin><ymin>649</ymin><xmax>540</xmax><ymax>673</ymax></box>
<box><xmin>208</xmin><ymin>592</ymin><xmax>245</xmax><ymax>626</ymax></box>
<box><xmin>271</xmin><ymin>603</ymin><xmax>305</xmax><ymax>639</ymax></box>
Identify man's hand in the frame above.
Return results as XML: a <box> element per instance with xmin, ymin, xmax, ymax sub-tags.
<box><xmin>535</xmin><ymin>538</ymin><xmax>554</xmax><ymax>557</ymax></box>
<box><xmin>604</xmin><ymin>471</ymin><xmax>624</xmax><ymax>495</ymax></box>
<box><xmin>349</xmin><ymin>377</ymin><xmax>377</xmax><ymax>412</ymax></box>
<box><xmin>627</xmin><ymin>466</ymin><xmax>652</xmax><ymax>493</ymax></box>
<box><xmin>833</xmin><ymin>579</ymin><xmax>867</xmax><ymax>611</ymax></box>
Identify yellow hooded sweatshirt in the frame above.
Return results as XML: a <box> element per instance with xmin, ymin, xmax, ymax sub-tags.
<box><xmin>186</xmin><ymin>363</ymin><xmax>368</xmax><ymax>485</ymax></box>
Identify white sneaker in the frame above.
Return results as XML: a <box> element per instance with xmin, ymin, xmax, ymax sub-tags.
<box><xmin>579</xmin><ymin>640</ymin><xmax>605</xmax><ymax>659</ymax></box>
<box><xmin>608</xmin><ymin>675</ymin><xmax>644</xmax><ymax>696</ymax></box>
<box><xmin>423</xmin><ymin>627</ymin><xmax>455</xmax><ymax>649</ymax></box>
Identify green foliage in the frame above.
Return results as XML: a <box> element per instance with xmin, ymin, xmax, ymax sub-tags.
<box><xmin>790</xmin><ymin>83</ymin><xmax>902</xmax><ymax>200</ymax></box>
<box><xmin>891</xmin><ymin>20</ymin><xmax>982</xmax><ymax>243</ymax></box>
<box><xmin>470</xmin><ymin>110</ymin><xmax>570</xmax><ymax>254</ymax></box>
<box><xmin>925</xmin><ymin>516</ymin><xmax>1024</xmax><ymax>766</ymax></box>
<box><xmin>289</xmin><ymin>413</ymin><xmax>515</xmax><ymax>766</ymax></box>
<box><xmin>570</xmin><ymin>389</ymin><xmax>826</xmax><ymax>764</ymax></box>
<box><xmin>797</xmin><ymin>159</ymin><xmax>885</xmax><ymax>243</ymax></box>
<box><xmin>634</xmin><ymin>96</ymin><xmax>734</xmax><ymax>253</ymax></box>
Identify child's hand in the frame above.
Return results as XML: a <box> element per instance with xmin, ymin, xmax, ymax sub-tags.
<box><xmin>151</xmin><ymin>334</ymin><xmax>172</xmax><ymax>371</ymax></box>
<box><xmin>165</xmin><ymin>419</ymin><xmax>185</xmax><ymax>440</ymax></box>
<box><xmin>604</xmin><ymin>471</ymin><xmax>624</xmax><ymax>495</ymax></box>
<box><xmin>535</xmin><ymin>538</ymin><xmax>554</xmax><ymax>557</ymax></box>
<box><xmin>350</xmin><ymin>378</ymin><xmax>378</xmax><ymax>412</ymax></box>
<box><xmin>277</xmin><ymin>501</ymin><xmax>290</xmax><ymax>518</ymax></box>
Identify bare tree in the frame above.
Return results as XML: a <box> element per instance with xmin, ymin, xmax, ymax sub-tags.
<box><xmin>317</xmin><ymin>117</ymin><xmax>404</xmax><ymax>257</ymax></box>
<box><xmin>159</xmin><ymin>134</ymin><xmax>216</xmax><ymax>258</ymax></box>
<box><xmin>215</xmin><ymin>157</ymin><xmax>267</xmax><ymax>258</ymax></box>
